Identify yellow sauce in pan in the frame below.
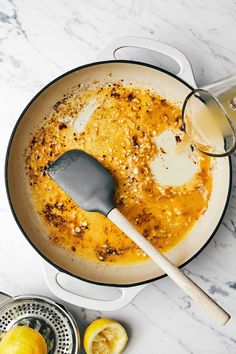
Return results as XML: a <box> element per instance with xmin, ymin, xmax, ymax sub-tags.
<box><xmin>25</xmin><ymin>83</ymin><xmax>212</xmax><ymax>265</ymax></box>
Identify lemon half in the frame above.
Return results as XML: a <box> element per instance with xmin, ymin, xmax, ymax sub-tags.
<box><xmin>84</xmin><ymin>318</ymin><xmax>128</xmax><ymax>354</ymax></box>
<box><xmin>0</xmin><ymin>326</ymin><xmax>47</xmax><ymax>354</ymax></box>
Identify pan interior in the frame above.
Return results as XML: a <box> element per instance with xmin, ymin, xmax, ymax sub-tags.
<box><xmin>6</xmin><ymin>62</ymin><xmax>230</xmax><ymax>286</ymax></box>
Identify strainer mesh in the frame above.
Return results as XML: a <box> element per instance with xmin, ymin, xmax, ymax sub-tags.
<box><xmin>0</xmin><ymin>296</ymin><xmax>77</xmax><ymax>354</ymax></box>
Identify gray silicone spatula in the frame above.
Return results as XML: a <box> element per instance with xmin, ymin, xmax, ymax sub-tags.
<box><xmin>48</xmin><ymin>149</ymin><xmax>230</xmax><ymax>325</ymax></box>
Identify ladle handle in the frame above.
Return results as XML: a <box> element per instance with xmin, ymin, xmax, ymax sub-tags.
<box><xmin>108</xmin><ymin>208</ymin><xmax>230</xmax><ymax>326</ymax></box>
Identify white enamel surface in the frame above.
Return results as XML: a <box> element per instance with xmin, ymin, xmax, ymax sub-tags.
<box><xmin>74</xmin><ymin>98</ymin><xmax>98</xmax><ymax>132</ymax></box>
<box><xmin>151</xmin><ymin>130</ymin><xmax>199</xmax><ymax>186</ymax></box>
<box><xmin>1</xmin><ymin>1</ymin><xmax>236</xmax><ymax>353</ymax></box>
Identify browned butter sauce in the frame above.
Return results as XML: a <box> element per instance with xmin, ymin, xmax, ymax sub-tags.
<box><xmin>25</xmin><ymin>83</ymin><xmax>212</xmax><ymax>265</ymax></box>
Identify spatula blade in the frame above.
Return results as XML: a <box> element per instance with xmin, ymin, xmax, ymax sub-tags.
<box><xmin>48</xmin><ymin>150</ymin><xmax>115</xmax><ymax>215</ymax></box>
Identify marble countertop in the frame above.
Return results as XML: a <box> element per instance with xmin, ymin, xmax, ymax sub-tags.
<box><xmin>0</xmin><ymin>0</ymin><xmax>236</xmax><ymax>353</ymax></box>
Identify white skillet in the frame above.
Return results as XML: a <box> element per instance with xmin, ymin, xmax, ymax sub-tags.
<box><xmin>5</xmin><ymin>36</ymin><xmax>231</xmax><ymax>315</ymax></box>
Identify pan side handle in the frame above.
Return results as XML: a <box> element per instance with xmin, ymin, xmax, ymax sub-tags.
<box><xmin>43</xmin><ymin>263</ymin><xmax>146</xmax><ymax>311</ymax></box>
<box><xmin>97</xmin><ymin>36</ymin><xmax>196</xmax><ymax>87</ymax></box>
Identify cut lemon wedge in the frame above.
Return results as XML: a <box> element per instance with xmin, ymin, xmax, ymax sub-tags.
<box><xmin>84</xmin><ymin>318</ymin><xmax>128</xmax><ymax>354</ymax></box>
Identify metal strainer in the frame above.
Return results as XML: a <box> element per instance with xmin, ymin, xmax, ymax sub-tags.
<box><xmin>0</xmin><ymin>292</ymin><xmax>80</xmax><ymax>354</ymax></box>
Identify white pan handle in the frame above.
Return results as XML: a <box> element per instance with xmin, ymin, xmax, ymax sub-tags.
<box><xmin>43</xmin><ymin>263</ymin><xmax>146</xmax><ymax>311</ymax></box>
<box><xmin>97</xmin><ymin>36</ymin><xmax>196</xmax><ymax>87</ymax></box>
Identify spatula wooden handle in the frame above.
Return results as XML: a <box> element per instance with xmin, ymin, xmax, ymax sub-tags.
<box><xmin>108</xmin><ymin>208</ymin><xmax>230</xmax><ymax>326</ymax></box>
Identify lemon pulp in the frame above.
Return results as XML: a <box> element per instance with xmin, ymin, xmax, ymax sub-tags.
<box><xmin>84</xmin><ymin>318</ymin><xmax>128</xmax><ymax>354</ymax></box>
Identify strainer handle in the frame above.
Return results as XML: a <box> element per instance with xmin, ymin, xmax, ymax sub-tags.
<box><xmin>96</xmin><ymin>36</ymin><xmax>196</xmax><ymax>87</ymax></box>
<box><xmin>0</xmin><ymin>292</ymin><xmax>12</xmax><ymax>306</ymax></box>
<box><xmin>43</xmin><ymin>264</ymin><xmax>146</xmax><ymax>311</ymax></box>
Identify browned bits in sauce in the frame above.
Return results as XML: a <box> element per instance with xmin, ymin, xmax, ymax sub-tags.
<box><xmin>160</xmin><ymin>147</ymin><xmax>166</xmax><ymax>154</ymax></box>
<box><xmin>132</xmin><ymin>135</ymin><xmax>139</xmax><ymax>147</ymax></box>
<box><xmin>58</xmin><ymin>123</ymin><xmax>67</xmax><ymax>130</ymax></box>
<box><xmin>160</xmin><ymin>98</ymin><xmax>167</xmax><ymax>105</ymax></box>
<box><xmin>175</xmin><ymin>135</ymin><xmax>182</xmax><ymax>143</ymax></box>
<box><xmin>127</xmin><ymin>92</ymin><xmax>135</xmax><ymax>101</ymax></box>
<box><xmin>53</xmin><ymin>97</ymin><xmax>67</xmax><ymax>112</ymax></box>
<box><xmin>96</xmin><ymin>243</ymin><xmax>121</xmax><ymax>262</ymax></box>
<box><xmin>110</xmin><ymin>90</ymin><xmax>121</xmax><ymax>98</ymax></box>
<box><xmin>43</xmin><ymin>203</ymin><xmax>66</xmax><ymax>227</ymax></box>
<box><xmin>25</xmin><ymin>83</ymin><xmax>212</xmax><ymax>265</ymax></box>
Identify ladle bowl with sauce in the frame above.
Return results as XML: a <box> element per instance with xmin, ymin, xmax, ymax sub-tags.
<box><xmin>182</xmin><ymin>74</ymin><xmax>236</xmax><ymax>157</ymax></box>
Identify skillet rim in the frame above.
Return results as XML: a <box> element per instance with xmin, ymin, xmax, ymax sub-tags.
<box><xmin>5</xmin><ymin>59</ymin><xmax>232</xmax><ymax>287</ymax></box>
